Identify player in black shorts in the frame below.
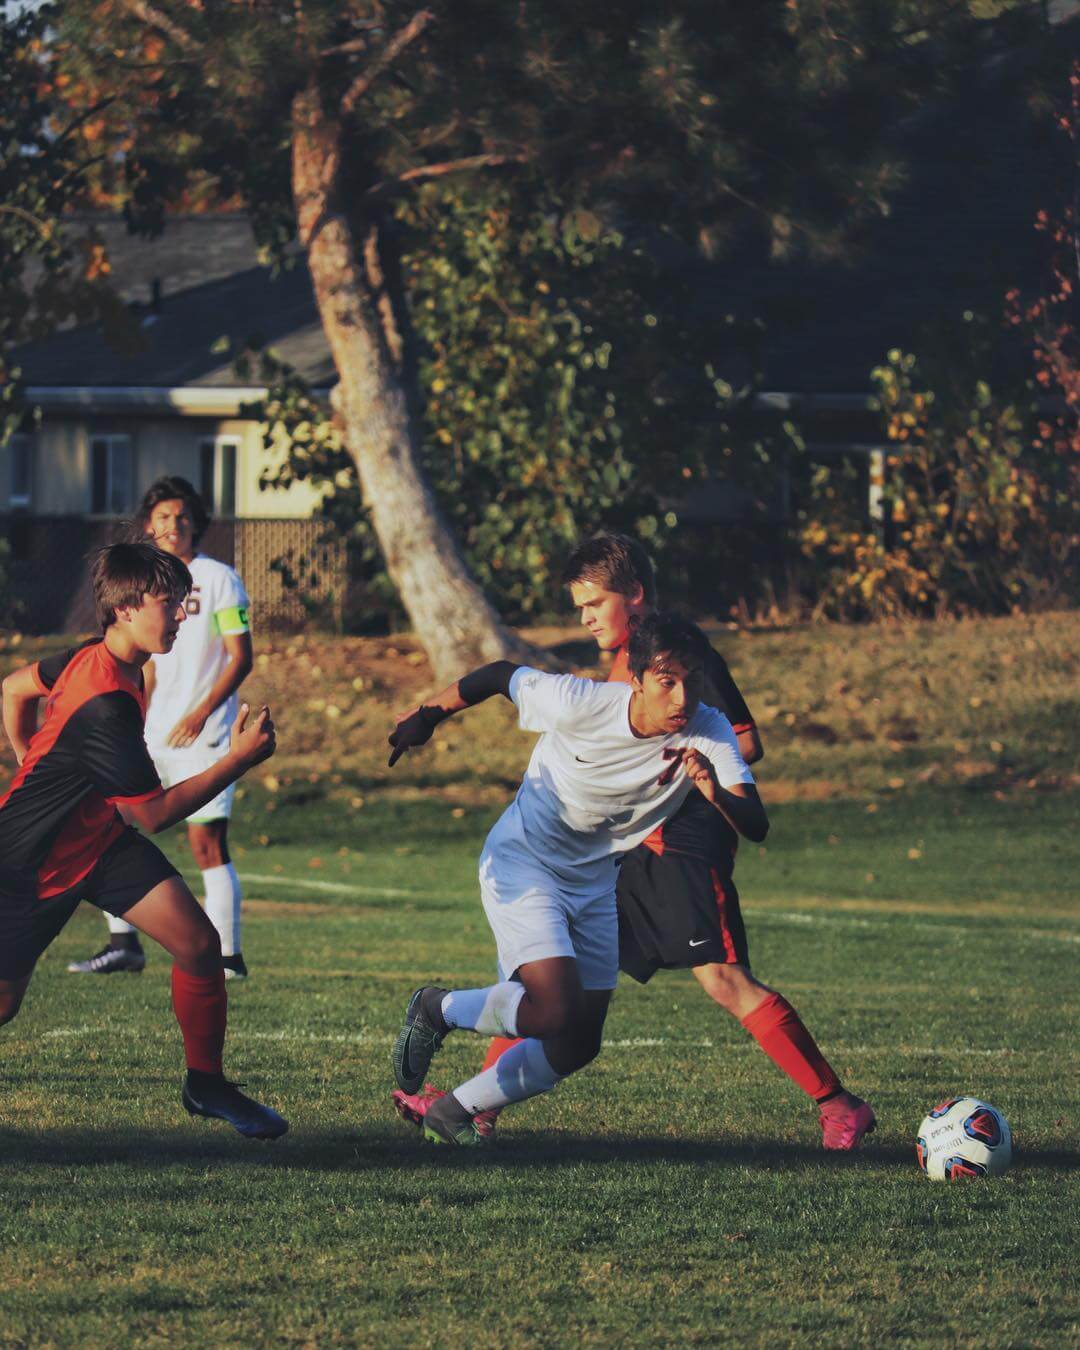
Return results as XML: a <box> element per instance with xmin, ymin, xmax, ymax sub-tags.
<box><xmin>394</xmin><ymin>533</ymin><xmax>875</xmax><ymax>1150</ymax></box>
<box><xmin>0</xmin><ymin>542</ymin><xmax>286</xmax><ymax>1139</ymax></box>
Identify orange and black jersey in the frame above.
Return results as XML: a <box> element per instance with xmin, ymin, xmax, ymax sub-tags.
<box><xmin>609</xmin><ymin>639</ymin><xmax>757</xmax><ymax>865</ymax></box>
<box><xmin>0</xmin><ymin>640</ymin><xmax>163</xmax><ymax>899</ymax></box>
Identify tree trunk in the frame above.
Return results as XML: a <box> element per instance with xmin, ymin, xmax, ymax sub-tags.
<box><xmin>291</xmin><ymin>86</ymin><xmax>539</xmax><ymax>683</ymax></box>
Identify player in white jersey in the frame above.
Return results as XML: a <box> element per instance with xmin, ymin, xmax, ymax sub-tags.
<box><xmin>389</xmin><ymin>612</ymin><xmax>769</xmax><ymax>1146</ymax></box>
<box><xmin>68</xmin><ymin>477</ymin><xmax>254</xmax><ymax>978</ymax></box>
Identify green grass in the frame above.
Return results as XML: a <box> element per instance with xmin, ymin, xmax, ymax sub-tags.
<box><xmin>2</xmin><ymin>786</ymin><xmax>1077</xmax><ymax>1346</ymax></box>
<box><xmin>1</xmin><ymin>614</ymin><xmax>1076</xmax><ymax>1343</ymax></box>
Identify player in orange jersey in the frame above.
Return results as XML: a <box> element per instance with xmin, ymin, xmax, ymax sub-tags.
<box><xmin>394</xmin><ymin>533</ymin><xmax>875</xmax><ymax>1150</ymax></box>
<box><xmin>0</xmin><ymin>542</ymin><xmax>286</xmax><ymax>1139</ymax></box>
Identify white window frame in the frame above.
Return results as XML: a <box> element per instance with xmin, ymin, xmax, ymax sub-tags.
<box><xmin>199</xmin><ymin>435</ymin><xmax>239</xmax><ymax>517</ymax></box>
<box><xmin>90</xmin><ymin>434</ymin><xmax>134</xmax><ymax>515</ymax></box>
<box><xmin>8</xmin><ymin>432</ymin><xmax>33</xmax><ymax>508</ymax></box>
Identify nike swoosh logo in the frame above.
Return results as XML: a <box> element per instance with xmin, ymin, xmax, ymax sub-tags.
<box><xmin>575</xmin><ymin>755</ymin><xmax>594</xmax><ymax>764</ymax></box>
<box><xmin>688</xmin><ymin>939</ymin><xmax>709</xmax><ymax>948</ymax></box>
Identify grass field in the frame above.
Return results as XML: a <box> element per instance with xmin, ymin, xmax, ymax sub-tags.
<box><xmin>1</xmin><ymin>615</ymin><xmax>1077</xmax><ymax>1345</ymax></box>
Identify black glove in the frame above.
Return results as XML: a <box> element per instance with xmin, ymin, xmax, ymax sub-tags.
<box><xmin>388</xmin><ymin>705</ymin><xmax>443</xmax><ymax>767</ymax></box>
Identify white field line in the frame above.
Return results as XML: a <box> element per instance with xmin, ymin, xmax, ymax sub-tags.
<box><xmin>39</xmin><ymin>1024</ymin><xmax>1039</xmax><ymax>1058</ymax></box>
<box><xmin>238</xmin><ymin>871</ymin><xmax>419</xmax><ymax>900</ymax></box>
<box><xmin>238</xmin><ymin>873</ymin><xmax>1080</xmax><ymax>944</ymax></box>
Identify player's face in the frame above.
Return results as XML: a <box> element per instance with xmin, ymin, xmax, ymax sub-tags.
<box><xmin>633</xmin><ymin>653</ymin><xmax>704</xmax><ymax>736</ymax></box>
<box><xmin>129</xmin><ymin>591</ymin><xmax>188</xmax><ymax>655</ymax></box>
<box><xmin>570</xmin><ymin>579</ymin><xmax>648</xmax><ymax>652</ymax></box>
<box><xmin>146</xmin><ymin>498</ymin><xmax>196</xmax><ymax>562</ymax></box>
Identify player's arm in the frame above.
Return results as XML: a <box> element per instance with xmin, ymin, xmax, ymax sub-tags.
<box><xmin>661</xmin><ymin>746</ymin><xmax>769</xmax><ymax>842</ymax></box>
<box><xmin>388</xmin><ymin>661</ymin><xmax>519</xmax><ymax>766</ymax></box>
<box><xmin>705</xmin><ymin>646</ymin><xmax>763</xmax><ymax>765</ymax></box>
<box><xmin>167</xmin><ymin>629</ymin><xmax>254</xmax><ymax>749</ymax></box>
<box><xmin>1</xmin><ymin>663</ymin><xmax>46</xmax><ymax>765</ymax></box>
<box><xmin>121</xmin><ymin>702</ymin><xmax>275</xmax><ymax>833</ymax></box>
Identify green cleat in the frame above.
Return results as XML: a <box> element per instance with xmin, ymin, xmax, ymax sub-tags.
<box><xmin>392</xmin><ymin>986</ymin><xmax>450</xmax><ymax>1094</ymax></box>
<box><xmin>421</xmin><ymin>1092</ymin><xmax>486</xmax><ymax>1147</ymax></box>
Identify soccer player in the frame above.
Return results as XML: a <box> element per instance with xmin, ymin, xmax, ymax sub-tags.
<box><xmin>68</xmin><ymin>477</ymin><xmax>253</xmax><ymax>978</ymax></box>
<box><xmin>389</xmin><ymin>611</ymin><xmax>768</xmax><ymax>1146</ymax></box>
<box><xmin>0</xmin><ymin>542</ymin><xmax>286</xmax><ymax>1138</ymax></box>
<box><xmin>396</xmin><ymin>532</ymin><xmax>876</xmax><ymax>1150</ymax></box>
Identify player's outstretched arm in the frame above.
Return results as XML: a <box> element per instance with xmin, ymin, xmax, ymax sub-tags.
<box><xmin>2</xmin><ymin>664</ymin><xmax>46</xmax><ymax>765</ymax></box>
<box><xmin>660</xmin><ymin>747</ymin><xmax>770</xmax><ymax>842</ymax></box>
<box><xmin>388</xmin><ymin>660</ymin><xmax>519</xmax><ymax>766</ymax></box>
<box><xmin>120</xmin><ymin>702</ymin><xmax>276</xmax><ymax>833</ymax></box>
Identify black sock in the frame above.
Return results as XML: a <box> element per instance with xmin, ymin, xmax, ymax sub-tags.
<box><xmin>816</xmin><ymin>1087</ymin><xmax>845</xmax><ymax>1106</ymax></box>
<box><xmin>110</xmin><ymin>932</ymin><xmax>143</xmax><ymax>953</ymax></box>
<box><xmin>186</xmin><ymin>1068</ymin><xmax>226</xmax><ymax>1088</ymax></box>
<box><xmin>420</xmin><ymin>986</ymin><xmax>451</xmax><ymax>1035</ymax></box>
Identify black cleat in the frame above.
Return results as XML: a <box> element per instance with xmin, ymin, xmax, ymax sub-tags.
<box><xmin>222</xmin><ymin>953</ymin><xmax>248</xmax><ymax>980</ymax></box>
<box><xmin>392</xmin><ymin>986</ymin><xmax>450</xmax><ymax>1094</ymax></box>
<box><xmin>67</xmin><ymin>945</ymin><xmax>146</xmax><ymax>974</ymax></box>
<box><xmin>182</xmin><ymin>1073</ymin><xmax>288</xmax><ymax>1140</ymax></box>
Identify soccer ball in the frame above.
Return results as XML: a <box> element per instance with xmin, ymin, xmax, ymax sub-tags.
<box><xmin>916</xmin><ymin>1097</ymin><xmax>1012</xmax><ymax>1180</ymax></box>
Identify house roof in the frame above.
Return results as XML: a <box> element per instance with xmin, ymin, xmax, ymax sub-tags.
<box><xmin>11</xmin><ymin>23</ymin><xmax>1073</xmax><ymax>400</ymax></box>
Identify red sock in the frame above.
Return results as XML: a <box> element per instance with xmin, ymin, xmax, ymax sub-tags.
<box><xmin>741</xmin><ymin>992</ymin><xmax>840</xmax><ymax>1101</ymax></box>
<box><xmin>171</xmin><ymin>965</ymin><xmax>227</xmax><ymax>1075</ymax></box>
<box><xmin>481</xmin><ymin>1036</ymin><xmax>520</xmax><ymax>1072</ymax></box>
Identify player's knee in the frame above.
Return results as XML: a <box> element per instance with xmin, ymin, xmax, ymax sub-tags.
<box><xmin>0</xmin><ymin>990</ymin><xmax>25</xmax><ymax>1025</ymax></box>
<box><xmin>189</xmin><ymin>830</ymin><xmax>227</xmax><ymax>869</ymax></box>
<box><xmin>173</xmin><ymin>921</ymin><xmax>221</xmax><ymax>969</ymax></box>
<box><xmin>698</xmin><ymin>963</ymin><xmax>752</xmax><ymax>1012</ymax></box>
<box><xmin>528</xmin><ymin>988</ymin><xmax>585</xmax><ymax>1040</ymax></box>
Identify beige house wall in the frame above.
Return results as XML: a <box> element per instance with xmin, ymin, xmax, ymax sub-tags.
<box><xmin>2</xmin><ymin>413</ymin><xmax>326</xmax><ymax>518</ymax></box>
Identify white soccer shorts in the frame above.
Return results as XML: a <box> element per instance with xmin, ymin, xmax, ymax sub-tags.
<box><xmin>150</xmin><ymin>746</ymin><xmax>235</xmax><ymax>825</ymax></box>
<box><xmin>477</xmin><ymin>843</ymin><xmax>618</xmax><ymax>991</ymax></box>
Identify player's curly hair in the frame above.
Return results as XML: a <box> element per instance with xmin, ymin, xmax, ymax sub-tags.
<box><xmin>560</xmin><ymin>532</ymin><xmax>657</xmax><ymax>606</ymax></box>
<box><xmin>134</xmin><ymin>475</ymin><xmax>211</xmax><ymax>546</ymax></box>
<box><xmin>90</xmin><ymin>541</ymin><xmax>192</xmax><ymax>631</ymax></box>
<box><xmin>627</xmin><ymin>611</ymin><xmax>708</xmax><ymax>682</ymax></box>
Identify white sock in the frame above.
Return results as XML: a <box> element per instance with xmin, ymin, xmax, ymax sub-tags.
<box><xmin>451</xmin><ymin>1038</ymin><xmax>564</xmax><ymax>1114</ymax></box>
<box><xmin>107</xmin><ymin>914</ymin><xmax>137</xmax><ymax>937</ymax></box>
<box><xmin>203</xmin><ymin>863</ymin><xmax>242</xmax><ymax>956</ymax></box>
<box><xmin>441</xmin><ymin>982</ymin><xmax>525</xmax><ymax>1037</ymax></box>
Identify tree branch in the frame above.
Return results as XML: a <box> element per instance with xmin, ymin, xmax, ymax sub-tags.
<box><xmin>340</xmin><ymin>9</ymin><xmax>435</xmax><ymax>117</ymax></box>
<box><xmin>123</xmin><ymin>1</ymin><xmax>200</xmax><ymax>53</ymax></box>
<box><xmin>365</xmin><ymin>151</ymin><xmax>531</xmax><ymax>200</ymax></box>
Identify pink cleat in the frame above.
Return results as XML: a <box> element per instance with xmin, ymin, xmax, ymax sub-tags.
<box><xmin>819</xmin><ymin>1092</ymin><xmax>877</xmax><ymax>1151</ymax></box>
<box><xmin>391</xmin><ymin>1084</ymin><xmax>501</xmax><ymax>1139</ymax></box>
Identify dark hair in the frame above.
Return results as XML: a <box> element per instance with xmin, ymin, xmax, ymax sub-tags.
<box><xmin>561</xmin><ymin>532</ymin><xmax>658</xmax><ymax>606</ymax></box>
<box><xmin>627</xmin><ymin>611</ymin><xmax>708</xmax><ymax>682</ymax></box>
<box><xmin>135</xmin><ymin>475</ymin><xmax>210</xmax><ymax>545</ymax></box>
<box><xmin>90</xmin><ymin>541</ymin><xmax>192</xmax><ymax>631</ymax></box>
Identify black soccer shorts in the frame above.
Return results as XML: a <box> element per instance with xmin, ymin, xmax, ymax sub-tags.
<box><xmin>616</xmin><ymin>843</ymin><xmax>750</xmax><ymax>985</ymax></box>
<box><xmin>0</xmin><ymin>827</ymin><xmax>180</xmax><ymax>981</ymax></box>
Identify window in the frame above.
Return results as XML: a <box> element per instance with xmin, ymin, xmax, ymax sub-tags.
<box><xmin>90</xmin><ymin>435</ymin><xmax>133</xmax><ymax>514</ymax></box>
<box><xmin>199</xmin><ymin>437</ymin><xmax>239</xmax><ymax>517</ymax></box>
<box><xmin>8</xmin><ymin>433</ymin><xmax>33</xmax><ymax>507</ymax></box>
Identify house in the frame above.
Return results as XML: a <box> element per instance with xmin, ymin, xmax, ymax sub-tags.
<box><xmin>3</xmin><ymin>216</ymin><xmax>345</xmax><ymax>631</ymax></box>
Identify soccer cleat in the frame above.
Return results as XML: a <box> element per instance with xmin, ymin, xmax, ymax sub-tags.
<box><xmin>421</xmin><ymin>1092</ymin><xmax>486</xmax><ymax>1147</ymax></box>
<box><xmin>392</xmin><ymin>986</ymin><xmax>450</xmax><ymax>1094</ymax></box>
<box><xmin>819</xmin><ymin>1091</ymin><xmax>877</xmax><ymax>1151</ymax></box>
<box><xmin>66</xmin><ymin>945</ymin><xmax>146</xmax><ymax>975</ymax></box>
<box><xmin>222</xmin><ymin>953</ymin><xmax>248</xmax><ymax>980</ymax></box>
<box><xmin>392</xmin><ymin>1083</ymin><xmax>501</xmax><ymax>1140</ymax></box>
<box><xmin>182</xmin><ymin>1073</ymin><xmax>288</xmax><ymax>1140</ymax></box>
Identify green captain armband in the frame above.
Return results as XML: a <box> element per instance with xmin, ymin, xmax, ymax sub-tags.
<box><xmin>213</xmin><ymin>605</ymin><xmax>250</xmax><ymax>635</ymax></box>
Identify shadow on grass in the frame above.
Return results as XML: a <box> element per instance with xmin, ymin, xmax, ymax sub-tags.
<box><xmin>1</xmin><ymin>1126</ymin><xmax>1075</xmax><ymax>1175</ymax></box>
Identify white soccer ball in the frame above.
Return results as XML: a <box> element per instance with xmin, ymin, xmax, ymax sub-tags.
<box><xmin>916</xmin><ymin>1096</ymin><xmax>1012</xmax><ymax>1180</ymax></box>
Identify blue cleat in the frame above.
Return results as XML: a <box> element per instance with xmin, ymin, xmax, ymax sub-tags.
<box><xmin>392</xmin><ymin>986</ymin><xmax>450</xmax><ymax>1094</ymax></box>
<box><xmin>182</xmin><ymin>1073</ymin><xmax>288</xmax><ymax>1140</ymax></box>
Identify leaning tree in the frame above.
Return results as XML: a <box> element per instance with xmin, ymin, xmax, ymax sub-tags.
<box><xmin>54</xmin><ymin>0</ymin><xmax>1007</xmax><ymax>677</ymax></box>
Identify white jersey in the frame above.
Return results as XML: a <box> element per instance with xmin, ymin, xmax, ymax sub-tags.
<box><xmin>483</xmin><ymin>667</ymin><xmax>755</xmax><ymax>894</ymax></box>
<box><xmin>144</xmin><ymin>553</ymin><xmax>251</xmax><ymax>755</ymax></box>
